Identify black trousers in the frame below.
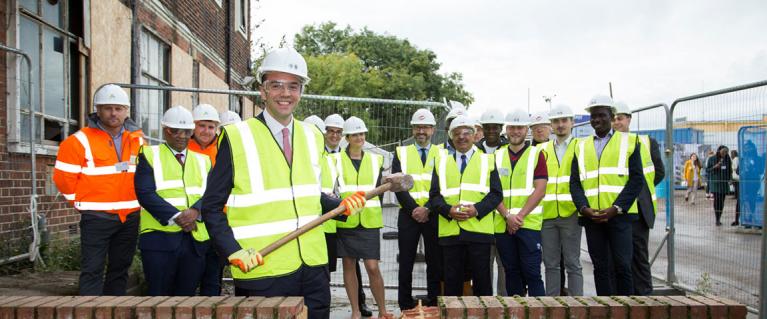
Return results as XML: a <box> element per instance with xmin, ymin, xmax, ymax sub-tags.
<box><xmin>234</xmin><ymin>265</ymin><xmax>330</xmax><ymax>319</ymax></box>
<box><xmin>397</xmin><ymin>211</ymin><xmax>442</xmax><ymax>309</ymax></box>
<box><xmin>442</xmin><ymin>242</ymin><xmax>491</xmax><ymax>296</ymax></box>
<box><xmin>713</xmin><ymin>192</ymin><xmax>726</xmax><ymax>222</ymax></box>
<box><xmin>582</xmin><ymin>214</ymin><xmax>636</xmax><ymax>296</ymax></box>
<box><xmin>199</xmin><ymin>246</ymin><xmax>226</xmax><ymax>296</ymax></box>
<box><xmin>78</xmin><ymin>211</ymin><xmax>139</xmax><ymax>296</ymax></box>
<box><xmin>141</xmin><ymin>233</ymin><xmax>206</xmax><ymax>296</ymax></box>
<box><xmin>325</xmin><ymin>233</ymin><xmax>366</xmax><ymax>306</ymax></box>
<box><xmin>631</xmin><ymin>219</ymin><xmax>653</xmax><ymax>295</ymax></box>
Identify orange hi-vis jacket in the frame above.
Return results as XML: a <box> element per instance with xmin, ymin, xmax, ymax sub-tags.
<box><xmin>53</xmin><ymin>114</ymin><xmax>145</xmax><ymax>222</ymax></box>
<box><xmin>188</xmin><ymin>137</ymin><xmax>218</xmax><ymax>166</ymax></box>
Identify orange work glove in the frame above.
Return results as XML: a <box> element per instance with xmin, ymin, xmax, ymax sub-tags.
<box><xmin>341</xmin><ymin>191</ymin><xmax>367</xmax><ymax>216</ymax></box>
<box><xmin>227</xmin><ymin>248</ymin><xmax>264</xmax><ymax>273</ymax></box>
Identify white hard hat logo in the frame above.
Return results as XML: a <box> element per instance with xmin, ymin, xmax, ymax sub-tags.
<box><xmin>418</xmin><ymin>115</ymin><xmax>425</xmax><ymax>120</ymax></box>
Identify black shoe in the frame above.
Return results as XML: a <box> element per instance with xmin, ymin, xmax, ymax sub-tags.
<box><xmin>716</xmin><ymin>221</ymin><xmax>722</xmax><ymax>226</ymax></box>
<box><xmin>359</xmin><ymin>303</ymin><xmax>373</xmax><ymax>317</ymax></box>
<box><xmin>731</xmin><ymin>221</ymin><xmax>739</xmax><ymax>226</ymax></box>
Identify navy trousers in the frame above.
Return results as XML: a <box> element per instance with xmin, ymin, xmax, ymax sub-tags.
<box><xmin>581</xmin><ymin>214</ymin><xmax>637</xmax><ymax>296</ymax></box>
<box><xmin>496</xmin><ymin>229</ymin><xmax>545</xmax><ymax>296</ymax></box>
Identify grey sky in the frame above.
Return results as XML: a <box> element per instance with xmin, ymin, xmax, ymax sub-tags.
<box><xmin>252</xmin><ymin>0</ymin><xmax>767</xmax><ymax>116</ymax></box>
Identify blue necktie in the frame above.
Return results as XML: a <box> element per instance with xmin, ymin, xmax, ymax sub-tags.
<box><xmin>420</xmin><ymin>148</ymin><xmax>427</xmax><ymax>165</ymax></box>
<box><xmin>460</xmin><ymin>154</ymin><xmax>467</xmax><ymax>174</ymax></box>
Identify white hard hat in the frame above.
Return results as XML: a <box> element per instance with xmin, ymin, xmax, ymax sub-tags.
<box><xmin>449</xmin><ymin>101</ymin><xmax>466</xmax><ymax>110</ymax></box>
<box><xmin>256</xmin><ymin>47</ymin><xmax>310</xmax><ymax>84</ymax></box>
<box><xmin>445</xmin><ymin>108</ymin><xmax>467</xmax><ymax>121</ymax></box>
<box><xmin>410</xmin><ymin>108</ymin><xmax>436</xmax><ymax>126</ymax></box>
<box><xmin>93</xmin><ymin>84</ymin><xmax>130</xmax><ymax>108</ymax></box>
<box><xmin>549</xmin><ymin>104</ymin><xmax>574</xmax><ymax>119</ymax></box>
<box><xmin>473</xmin><ymin>117</ymin><xmax>483</xmax><ymax>128</ymax></box>
<box><xmin>219</xmin><ymin>111</ymin><xmax>242</xmax><ymax>126</ymax></box>
<box><xmin>193</xmin><ymin>104</ymin><xmax>220</xmax><ymax>123</ymax></box>
<box><xmin>529</xmin><ymin>112</ymin><xmax>550</xmax><ymax>126</ymax></box>
<box><xmin>505</xmin><ymin>109</ymin><xmax>531</xmax><ymax>127</ymax></box>
<box><xmin>585</xmin><ymin>94</ymin><xmax>616</xmax><ymax>113</ymax></box>
<box><xmin>480</xmin><ymin>109</ymin><xmax>505</xmax><ymax>125</ymax></box>
<box><xmin>324</xmin><ymin>114</ymin><xmax>345</xmax><ymax>129</ymax></box>
<box><xmin>448</xmin><ymin>115</ymin><xmax>475</xmax><ymax>138</ymax></box>
<box><xmin>162</xmin><ymin>105</ymin><xmax>195</xmax><ymax>130</ymax></box>
<box><xmin>304</xmin><ymin>115</ymin><xmax>326</xmax><ymax>133</ymax></box>
<box><xmin>343</xmin><ymin>116</ymin><xmax>368</xmax><ymax>135</ymax></box>
<box><xmin>613</xmin><ymin>100</ymin><xmax>632</xmax><ymax>116</ymax></box>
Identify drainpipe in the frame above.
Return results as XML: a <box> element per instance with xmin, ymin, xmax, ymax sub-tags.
<box><xmin>0</xmin><ymin>44</ymin><xmax>42</xmax><ymax>265</ymax></box>
<box><xmin>130</xmin><ymin>0</ymin><xmax>141</xmax><ymax>118</ymax></box>
<box><xmin>225</xmin><ymin>0</ymin><xmax>233</xmax><ymax>110</ymax></box>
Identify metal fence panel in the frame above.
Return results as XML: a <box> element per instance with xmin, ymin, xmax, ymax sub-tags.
<box><xmin>737</xmin><ymin>126</ymin><xmax>766</xmax><ymax>228</ymax></box>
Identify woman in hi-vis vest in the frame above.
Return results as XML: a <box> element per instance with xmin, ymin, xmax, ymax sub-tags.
<box><xmin>334</xmin><ymin>116</ymin><xmax>388</xmax><ymax>319</ymax></box>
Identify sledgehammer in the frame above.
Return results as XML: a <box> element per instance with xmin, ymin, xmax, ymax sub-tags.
<box><xmin>257</xmin><ymin>173</ymin><xmax>414</xmax><ymax>257</ymax></box>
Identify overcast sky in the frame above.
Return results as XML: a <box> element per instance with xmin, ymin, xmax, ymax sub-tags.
<box><xmin>251</xmin><ymin>0</ymin><xmax>767</xmax><ymax>116</ymax></box>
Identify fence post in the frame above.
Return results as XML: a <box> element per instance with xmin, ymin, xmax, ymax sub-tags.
<box><xmin>665</xmin><ymin>104</ymin><xmax>677</xmax><ymax>284</ymax></box>
<box><xmin>760</xmin><ymin>150</ymin><xmax>767</xmax><ymax>316</ymax></box>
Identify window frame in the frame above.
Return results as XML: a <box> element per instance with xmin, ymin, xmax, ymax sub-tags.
<box><xmin>137</xmin><ymin>27</ymin><xmax>171</xmax><ymax>145</ymax></box>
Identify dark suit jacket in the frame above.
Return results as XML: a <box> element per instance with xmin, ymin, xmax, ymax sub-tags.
<box><xmin>637</xmin><ymin>137</ymin><xmax>665</xmax><ymax>228</ymax></box>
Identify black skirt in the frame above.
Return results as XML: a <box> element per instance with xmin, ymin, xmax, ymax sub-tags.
<box><xmin>336</xmin><ymin>227</ymin><xmax>381</xmax><ymax>260</ymax></box>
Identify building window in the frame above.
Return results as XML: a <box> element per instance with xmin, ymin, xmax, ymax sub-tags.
<box><xmin>139</xmin><ymin>29</ymin><xmax>170</xmax><ymax>144</ymax></box>
<box><xmin>235</xmin><ymin>0</ymin><xmax>248</xmax><ymax>35</ymax></box>
<box><xmin>9</xmin><ymin>0</ymin><xmax>85</xmax><ymax>154</ymax></box>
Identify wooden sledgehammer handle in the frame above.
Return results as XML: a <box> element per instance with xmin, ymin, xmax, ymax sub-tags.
<box><xmin>258</xmin><ymin>182</ymin><xmax>395</xmax><ymax>257</ymax></box>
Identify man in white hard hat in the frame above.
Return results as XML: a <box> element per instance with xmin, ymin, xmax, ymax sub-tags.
<box><xmin>304</xmin><ymin>115</ymin><xmax>326</xmax><ymax>134</ymax></box>
<box><xmin>201</xmin><ymin>47</ymin><xmax>366</xmax><ymax>318</ymax></box>
<box><xmin>569</xmin><ymin>95</ymin><xmax>644</xmax><ymax>296</ymax></box>
<box><xmin>529</xmin><ymin>112</ymin><xmax>552</xmax><ymax>146</ymax></box>
<box><xmin>428</xmin><ymin>115</ymin><xmax>502</xmax><ymax>296</ymax></box>
<box><xmin>324</xmin><ymin>114</ymin><xmax>345</xmax><ymax>154</ymax></box>
<box><xmin>392</xmin><ymin>108</ymin><xmax>443</xmax><ymax>309</ymax></box>
<box><xmin>135</xmin><ymin>105</ymin><xmax>211</xmax><ymax>296</ymax></box>
<box><xmin>53</xmin><ymin>84</ymin><xmax>145</xmax><ymax>295</ymax></box>
<box><xmin>493</xmin><ymin>109</ymin><xmax>548</xmax><ymax>297</ymax></box>
<box><xmin>443</xmin><ymin>107</ymin><xmax>467</xmax><ymax>155</ymax></box>
<box><xmin>473</xmin><ymin>118</ymin><xmax>484</xmax><ymax>143</ymax></box>
<box><xmin>539</xmin><ymin>104</ymin><xmax>584</xmax><ymax>296</ymax></box>
<box><xmin>189</xmin><ymin>104</ymin><xmax>220</xmax><ymax>166</ymax></box>
<box><xmin>611</xmin><ymin>100</ymin><xmax>665</xmax><ymax>296</ymax></box>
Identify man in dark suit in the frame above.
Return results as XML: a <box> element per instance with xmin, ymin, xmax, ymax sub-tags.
<box><xmin>612</xmin><ymin>101</ymin><xmax>666</xmax><ymax>295</ymax></box>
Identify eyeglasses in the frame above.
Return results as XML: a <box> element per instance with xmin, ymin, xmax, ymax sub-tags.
<box><xmin>167</xmin><ymin>128</ymin><xmax>193</xmax><ymax>136</ymax></box>
<box><xmin>264</xmin><ymin>80</ymin><xmax>302</xmax><ymax>93</ymax></box>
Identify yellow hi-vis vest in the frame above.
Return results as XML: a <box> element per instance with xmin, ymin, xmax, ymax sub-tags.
<box><xmin>575</xmin><ymin>131</ymin><xmax>639</xmax><ymax>213</ymax></box>
<box><xmin>435</xmin><ymin>146</ymin><xmax>495</xmax><ymax>238</ymax></box>
<box><xmin>493</xmin><ymin>144</ymin><xmax>544</xmax><ymax>232</ymax></box>
<box><xmin>320</xmin><ymin>150</ymin><xmax>338</xmax><ymax>234</ymax></box>
<box><xmin>628</xmin><ymin>135</ymin><xmax>657</xmax><ymax>214</ymax></box>
<box><xmin>395</xmin><ymin>144</ymin><xmax>439</xmax><ymax>207</ymax></box>
<box><xmin>223</xmin><ymin>118</ymin><xmax>327</xmax><ymax>280</ymax></box>
<box><xmin>334</xmin><ymin>150</ymin><xmax>384</xmax><ymax>229</ymax></box>
<box><xmin>139</xmin><ymin>144</ymin><xmax>211</xmax><ymax>242</ymax></box>
<box><xmin>540</xmin><ymin>139</ymin><xmax>578</xmax><ymax>220</ymax></box>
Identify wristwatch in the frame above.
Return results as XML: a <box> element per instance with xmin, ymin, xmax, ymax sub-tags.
<box><xmin>613</xmin><ymin>205</ymin><xmax>623</xmax><ymax>214</ymax></box>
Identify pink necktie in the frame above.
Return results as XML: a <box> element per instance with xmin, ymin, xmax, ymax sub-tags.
<box><xmin>282</xmin><ymin>127</ymin><xmax>292</xmax><ymax>165</ymax></box>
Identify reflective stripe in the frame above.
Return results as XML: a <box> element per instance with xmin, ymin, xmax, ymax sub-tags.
<box><xmin>62</xmin><ymin>193</ymin><xmax>75</xmax><ymax>200</ymax></box>
<box><xmin>409</xmin><ymin>173</ymin><xmax>433</xmax><ymax>181</ymax></box>
<box><xmin>460</xmin><ymin>183</ymin><xmax>489</xmax><ymax>193</ymax></box>
<box><xmin>547</xmin><ymin>175</ymin><xmax>570</xmax><ymax>185</ymax></box>
<box><xmin>409</xmin><ymin>191</ymin><xmax>430</xmax><ymax>200</ymax></box>
<box><xmin>75</xmin><ymin>200</ymin><xmax>140</xmax><ymax>211</ymax></box>
<box><xmin>81</xmin><ymin>165</ymin><xmax>137</xmax><ymax>176</ymax></box>
<box><xmin>55</xmin><ymin>160</ymin><xmax>82</xmax><ymax>173</ymax></box>
<box><xmin>338</xmin><ymin>184</ymin><xmax>376</xmax><ymax>194</ymax></box>
<box><xmin>525</xmin><ymin>145</ymin><xmax>537</xmax><ymax>191</ymax></box>
<box><xmin>438</xmin><ymin>149</ymin><xmax>449</xmax><ymax>193</ymax></box>
<box><xmin>599</xmin><ymin>167</ymin><xmax>629</xmax><ymax>176</ymax></box>
<box><xmin>321</xmin><ymin>187</ymin><xmax>333</xmax><ymax>193</ymax></box>
<box><xmin>584</xmin><ymin>189</ymin><xmax>598</xmax><ymax>197</ymax></box>
<box><xmin>643</xmin><ymin>166</ymin><xmax>655</xmax><ymax>174</ymax></box>
<box><xmin>370</xmin><ymin>155</ymin><xmax>380</xmax><ymax>191</ymax></box>
<box><xmin>365</xmin><ymin>200</ymin><xmax>382</xmax><ymax>208</ymax></box>
<box><xmin>617</xmin><ymin>132</ymin><xmax>629</xmax><ymax>173</ymax></box>
<box><xmin>509</xmin><ymin>206</ymin><xmax>543</xmax><ymax>215</ymax></box>
<box><xmin>186</xmin><ymin>187</ymin><xmax>204</xmax><ymax>195</ymax></box>
<box><xmin>578</xmin><ymin>140</ymin><xmax>587</xmax><ymax>181</ymax></box>
<box><xmin>398</xmin><ymin>147</ymin><xmax>408</xmax><ymax>177</ymax></box>
<box><xmin>503</xmin><ymin>189</ymin><xmax>534</xmax><ymax>197</ymax></box>
<box><xmin>584</xmin><ymin>185</ymin><xmax>625</xmax><ymax>196</ymax></box>
<box><xmin>227</xmin><ymin>184</ymin><xmax>320</xmax><ymax>208</ymax></box>
<box><xmin>151</xmin><ymin>145</ymin><xmax>184</xmax><ymax>190</ymax></box>
<box><xmin>163</xmin><ymin>197</ymin><xmax>187</xmax><ymax>207</ymax></box>
<box><xmin>195</xmin><ymin>153</ymin><xmax>209</xmax><ymax>196</ymax></box>
<box><xmin>232</xmin><ymin>215</ymin><xmax>319</xmax><ymax>240</ymax></box>
<box><xmin>542</xmin><ymin>193</ymin><xmax>574</xmax><ymax>202</ymax></box>
<box><xmin>301</xmin><ymin>122</ymin><xmax>322</xmax><ymax>184</ymax></box>
<box><xmin>74</xmin><ymin>131</ymin><xmax>95</xmax><ymax>168</ymax></box>
<box><xmin>237</xmin><ymin>121</ymin><xmax>265</xmax><ymax>194</ymax></box>
<box><xmin>478</xmin><ymin>153</ymin><xmax>488</xmax><ymax>188</ymax></box>
<box><xmin>442</xmin><ymin>188</ymin><xmax>460</xmax><ymax>197</ymax></box>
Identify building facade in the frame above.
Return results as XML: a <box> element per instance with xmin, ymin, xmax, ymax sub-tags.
<box><xmin>1</xmin><ymin>0</ymin><xmax>254</xmax><ymax>243</ymax></box>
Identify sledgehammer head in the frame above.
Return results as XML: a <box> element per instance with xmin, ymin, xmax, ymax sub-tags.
<box><xmin>383</xmin><ymin>173</ymin><xmax>414</xmax><ymax>192</ymax></box>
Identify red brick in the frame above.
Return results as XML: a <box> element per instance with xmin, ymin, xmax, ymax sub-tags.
<box><xmin>441</xmin><ymin>297</ymin><xmax>464</xmax><ymax>319</ymax></box>
<box><xmin>155</xmin><ymin>297</ymin><xmax>189</xmax><ymax>319</ymax></box>
<box><xmin>704</xmin><ymin>295</ymin><xmax>747</xmax><ymax>319</ymax></box>
<box><xmin>631</xmin><ymin>296</ymin><xmax>667</xmax><ymax>319</ymax></box>
<box><xmin>0</xmin><ymin>296</ymin><xmax>25</xmax><ymax>305</ymax></box>
<box><xmin>479</xmin><ymin>296</ymin><xmax>504</xmax><ymax>319</ymax></box>
<box><xmin>37</xmin><ymin>296</ymin><xmax>81</xmax><ymax>319</ymax></box>
<box><xmin>75</xmin><ymin>296</ymin><xmax>118</xmax><ymax>319</ymax></box>
<box><xmin>500</xmin><ymin>297</ymin><xmax>525</xmax><ymax>319</ymax></box>
<box><xmin>256</xmin><ymin>297</ymin><xmax>284</xmax><ymax>319</ymax></box>
<box><xmin>558</xmin><ymin>297</ymin><xmax>588</xmax><ymax>319</ymax></box>
<box><xmin>1</xmin><ymin>296</ymin><xmax>43</xmax><ymax>319</ymax></box>
<box><xmin>575</xmin><ymin>297</ymin><xmax>608</xmax><ymax>319</ymax></box>
<box><xmin>593</xmin><ymin>297</ymin><xmax>627</xmax><ymax>319</ymax></box>
<box><xmin>536</xmin><ymin>297</ymin><xmax>565</xmax><ymax>318</ymax></box>
<box><xmin>215</xmin><ymin>297</ymin><xmax>245</xmax><ymax>319</ymax></box>
<box><xmin>235</xmin><ymin>297</ymin><xmax>265</xmax><ymax>319</ymax></box>
<box><xmin>135</xmin><ymin>297</ymin><xmax>169</xmax><ymax>319</ymax></box>
<box><xmin>277</xmin><ymin>297</ymin><xmax>304</xmax><ymax>319</ymax></box>
<box><xmin>193</xmin><ymin>296</ymin><xmax>228</xmax><ymax>319</ymax></box>
<box><xmin>460</xmin><ymin>297</ymin><xmax>484</xmax><ymax>319</ymax></box>
<box><xmin>57</xmin><ymin>297</ymin><xmax>98</xmax><ymax>319</ymax></box>
<box><xmin>523</xmin><ymin>297</ymin><xmax>546</xmax><ymax>319</ymax></box>
<box><xmin>687</xmin><ymin>296</ymin><xmax>727</xmax><ymax>319</ymax></box>
<box><xmin>650</xmin><ymin>296</ymin><xmax>687</xmax><ymax>319</ymax></box>
<box><xmin>114</xmin><ymin>297</ymin><xmax>150</xmax><ymax>319</ymax></box>
<box><xmin>612</xmin><ymin>296</ymin><xmax>647</xmax><ymax>319</ymax></box>
<box><xmin>174</xmin><ymin>296</ymin><xmax>207</xmax><ymax>319</ymax></box>
<box><xmin>16</xmin><ymin>296</ymin><xmax>62</xmax><ymax>319</ymax></box>
<box><xmin>666</xmin><ymin>296</ymin><xmax>707</xmax><ymax>319</ymax></box>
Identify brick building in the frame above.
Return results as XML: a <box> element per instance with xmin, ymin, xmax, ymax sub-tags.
<box><xmin>1</xmin><ymin>0</ymin><xmax>255</xmax><ymax>245</ymax></box>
